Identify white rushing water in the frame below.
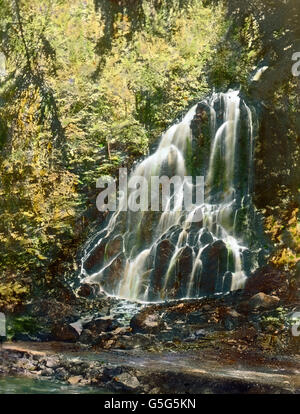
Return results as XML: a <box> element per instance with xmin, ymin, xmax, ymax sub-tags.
<box><xmin>80</xmin><ymin>90</ymin><xmax>256</xmax><ymax>302</ymax></box>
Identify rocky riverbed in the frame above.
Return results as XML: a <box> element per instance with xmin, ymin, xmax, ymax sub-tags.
<box><xmin>1</xmin><ymin>341</ymin><xmax>300</xmax><ymax>394</ymax></box>
<box><xmin>1</xmin><ymin>265</ymin><xmax>299</xmax><ymax>394</ymax></box>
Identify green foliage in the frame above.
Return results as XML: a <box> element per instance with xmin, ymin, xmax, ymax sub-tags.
<box><xmin>0</xmin><ymin>281</ymin><xmax>29</xmax><ymax>312</ymax></box>
<box><xmin>265</xmin><ymin>207</ymin><xmax>300</xmax><ymax>271</ymax></box>
<box><xmin>6</xmin><ymin>315</ymin><xmax>41</xmax><ymax>341</ymax></box>
<box><xmin>260</xmin><ymin>307</ymin><xmax>300</xmax><ymax>341</ymax></box>
<box><xmin>260</xmin><ymin>307</ymin><xmax>287</xmax><ymax>332</ymax></box>
<box><xmin>0</xmin><ymin>84</ymin><xmax>79</xmax><ymax>278</ymax></box>
<box><xmin>208</xmin><ymin>13</ymin><xmax>263</xmax><ymax>89</ymax></box>
<box><xmin>0</xmin><ymin>0</ymin><xmax>226</xmax><ymax>308</ymax></box>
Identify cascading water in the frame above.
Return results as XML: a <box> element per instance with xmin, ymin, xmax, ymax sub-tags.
<box><xmin>80</xmin><ymin>90</ymin><xmax>259</xmax><ymax>302</ymax></box>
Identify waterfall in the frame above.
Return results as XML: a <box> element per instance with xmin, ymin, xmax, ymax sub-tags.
<box><xmin>80</xmin><ymin>90</ymin><xmax>257</xmax><ymax>302</ymax></box>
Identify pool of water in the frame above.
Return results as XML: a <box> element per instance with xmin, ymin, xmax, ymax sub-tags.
<box><xmin>0</xmin><ymin>376</ymin><xmax>112</xmax><ymax>394</ymax></box>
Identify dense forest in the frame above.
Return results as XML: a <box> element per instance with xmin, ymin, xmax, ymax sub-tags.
<box><xmin>0</xmin><ymin>0</ymin><xmax>299</xmax><ymax>395</ymax></box>
<box><xmin>0</xmin><ymin>0</ymin><xmax>298</xmax><ymax>348</ymax></box>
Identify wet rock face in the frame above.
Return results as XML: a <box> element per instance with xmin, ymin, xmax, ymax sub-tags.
<box><xmin>190</xmin><ymin>103</ymin><xmax>212</xmax><ymax>177</ymax></box>
<box><xmin>175</xmin><ymin>246</ymin><xmax>194</xmax><ymax>297</ymax></box>
<box><xmin>78</xmin><ymin>91</ymin><xmax>261</xmax><ymax>303</ymax></box>
<box><xmin>84</xmin><ymin>240</ymin><xmax>106</xmax><ymax>274</ymax></box>
<box><xmin>155</xmin><ymin>239</ymin><xmax>175</xmax><ymax>270</ymax></box>
<box><xmin>164</xmin><ymin>246</ymin><xmax>194</xmax><ymax>299</ymax></box>
<box><xmin>144</xmin><ymin>234</ymin><xmax>231</xmax><ymax>300</ymax></box>
<box><xmin>148</xmin><ymin>239</ymin><xmax>175</xmax><ymax>301</ymax></box>
<box><xmin>77</xmin><ymin>283</ymin><xmax>100</xmax><ymax>298</ymax></box>
<box><xmin>200</xmin><ymin>240</ymin><xmax>228</xmax><ymax>295</ymax></box>
<box><xmin>101</xmin><ymin>253</ymin><xmax>126</xmax><ymax>293</ymax></box>
<box><xmin>105</xmin><ymin>236</ymin><xmax>123</xmax><ymax>259</ymax></box>
<box><xmin>199</xmin><ymin>228</ymin><xmax>214</xmax><ymax>245</ymax></box>
<box><xmin>223</xmin><ymin>271</ymin><xmax>233</xmax><ymax>293</ymax></box>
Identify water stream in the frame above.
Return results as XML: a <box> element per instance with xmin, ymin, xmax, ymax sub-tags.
<box><xmin>0</xmin><ymin>376</ymin><xmax>111</xmax><ymax>394</ymax></box>
<box><xmin>80</xmin><ymin>90</ymin><xmax>259</xmax><ymax>302</ymax></box>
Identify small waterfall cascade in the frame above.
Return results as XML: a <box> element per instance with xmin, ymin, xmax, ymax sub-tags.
<box><xmin>80</xmin><ymin>90</ymin><xmax>259</xmax><ymax>302</ymax></box>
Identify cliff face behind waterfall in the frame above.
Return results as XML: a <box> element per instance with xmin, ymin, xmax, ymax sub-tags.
<box><xmin>81</xmin><ymin>91</ymin><xmax>262</xmax><ymax>302</ymax></box>
<box><xmin>0</xmin><ymin>0</ymin><xmax>299</xmax><ymax>311</ymax></box>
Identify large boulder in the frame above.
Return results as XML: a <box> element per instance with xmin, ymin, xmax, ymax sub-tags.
<box><xmin>51</xmin><ymin>323</ymin><xmax>80</xmax><ymax>342</ymax></box>
<box><xmin>77</xmin><ymin>283</ymin><xmax>100</xmax><ymax>298</ymax></box>
<box><xmin>244</xmin><ymin>265</ymin><xmax>288</xmax><ymax>297</ymax></box>
<box><xmin>130</xmin><ymin>311</ymin><xmax>166</xmax><ymax>334</ymax></box>
<box><xmin>248</xmin><ymin>292</ymin><xmax>280</xmax><ymax>311</ymax></box>
<box><xmin>83</xmin><ymin>316</ymin><xmax>117</xmax><ymax>333</ymax></box>
<box><xmin>111</xmin><ymin>372</ymin><xmax>141</xmax><ymax>392</ymax></box>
